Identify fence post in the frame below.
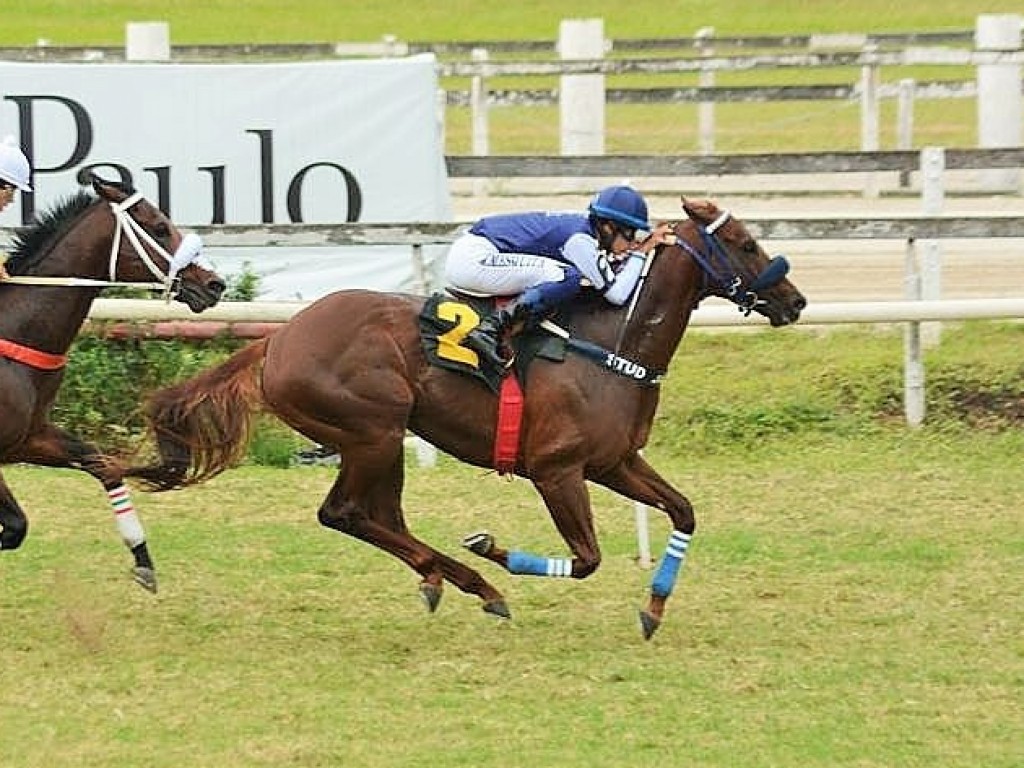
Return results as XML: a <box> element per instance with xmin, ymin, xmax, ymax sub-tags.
<box><xmin>558</xmin><ymin>18</ymin><xmax>605</xmax><ymax>156</ymax></box>
<box><xmin>410</xmin><ymin>242</ymin><xmax>438</xmax><ymax>467</ymax></box>
<box><xmin>859</xmin><ymin>43</ymin><xmax>881</xmax><ymax>198</ymax></box>
<box><xmin>470</xmin><ymin>48</ymin><xmax>491</xmax><ymax>196</ymax></box>
<box><xmin>633</xmin><ymin>449</ymin><xmax>652</xmax><ymax>569</ymax></box>
<box><xmin>903</xmin><ymin>238</ymin><xmax>925</xmax><ymax>427</ymax></box>
<box><xmin>381</xmin><ymin>34</ymin><xmax>400</xmax><ymax>57</ymax></box>
<box><xmin>896</xmin><ymin>78</ymin><xmax>915</xmax><ymax>188</ymax></box>
<box><xmin>919</xmin><ymin>147</ymin><xmax>945</xmax><ymax>347</ymax></box>
<box><xmin>975</xmin><ymin>14</ymin><xmax>1023</xmax><ymax>191</ymax></box>
<box><xmin>125</xmin><ymin>21</ymin><xmax>170</xmax><ymax>61</ymax></box>
<box><xmin>696</xmin><ymin>27</ymin><xmax>715</xmax><ymax>155</ymax></box>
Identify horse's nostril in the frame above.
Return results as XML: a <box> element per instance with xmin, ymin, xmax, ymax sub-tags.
<box><xmin>210</xmin><ymin>280</ymin><xmax>227</xmax><ymax>297</ymax></box>
<box><xmin>794</xmin><ymin>296</ymin><xmax>807</xmax><ymax>311</ymax></box>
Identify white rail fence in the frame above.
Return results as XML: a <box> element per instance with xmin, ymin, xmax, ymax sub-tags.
<box><xmin>75</xmin><ymin>208</ymin><xmax>1024</xmax><ymax>430</ymax></box>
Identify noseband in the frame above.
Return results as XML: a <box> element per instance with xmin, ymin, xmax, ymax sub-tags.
<box><xmin>108</xmin><ymin>192</ymin><xmax>205</xmax><ymax>300</ymax></box>
<box><xmin>674</xmin><ymin>210</ymin><xmax>790</xmax><ymax>315</ymax></box>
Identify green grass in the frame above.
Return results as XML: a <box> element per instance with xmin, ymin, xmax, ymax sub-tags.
<box><xmin>2</xmin><ymin>324</ymin><xmax>1023</xmax><ymax>767</ymax></box>
<box><xmin>4</xmin><ymin>1</ymin><xmax>1020</xmax><ymax>45</ymax></box>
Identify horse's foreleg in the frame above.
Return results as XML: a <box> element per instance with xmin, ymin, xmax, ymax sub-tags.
<box><xmin>0</xmin><ymin>474</ymin><xmax>29</xmax><ymax>551</ymax></box>
<box><xmin>593</xmin><ymin>452</ymin><xmax>695</xmax><ymax>640</ymax></box>
<box><xmin>16</xmin><ymin>425</ymin><xmax>157</xmax><ymax>592</ymax></box>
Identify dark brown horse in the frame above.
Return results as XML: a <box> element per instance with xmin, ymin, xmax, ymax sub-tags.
<box><xmin>0</xmin><ymin>175</ymin><xmax>225</xmax><ymax>591</ymax></box>
<box><xmin>130</xmin><ymin>197</ymin><xmax>805</xmax><ymax>638</ymax></box>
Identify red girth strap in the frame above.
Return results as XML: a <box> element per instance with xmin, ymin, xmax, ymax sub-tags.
<box><xmin>0</xmin><ymin>338</ymin><xmax>68</xmax><ymax>370</ymax></box>
<box><xmin>493</xmin><ymin>373</ymin><xmax>524</xmax><ymax>476</ymax></box>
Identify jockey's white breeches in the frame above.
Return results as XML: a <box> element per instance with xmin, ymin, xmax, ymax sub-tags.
<box><xmin>444</xmin><ymin>233</ymin><xmax>569</xmax><ymax>296</ymax></box>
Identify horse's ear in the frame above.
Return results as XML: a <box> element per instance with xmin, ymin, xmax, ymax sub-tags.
<box><xmin>681</xmin><ymin>197</ymin><xmax>714</xmax><ymax>223</ymax></box>
<box><xmin>89</xmin><ymin>173</ymin><xmax>120</xmax><ymax>202</ymax></box>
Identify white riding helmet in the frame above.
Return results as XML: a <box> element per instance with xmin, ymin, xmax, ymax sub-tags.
<box><xmin>0</xmin><ymin>136</ymin><xmax>32</xmax><ymax>192</ymax></box>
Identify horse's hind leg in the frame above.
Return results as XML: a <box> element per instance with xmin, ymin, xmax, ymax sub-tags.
<box><xmin>322</xmin><ymin>448</ymin><xmax>510</xmax><ymax>617</ymax></box>
<box><xmin>15</xmin><ymin>424</ymin><xmax>157</xmax><ymax>592</ymax></box>
<box><xmin>361</xmin><ymin>453</ymin><xmax>510</xmax><ymax>616</ymax></box>
<box><xmin>314</xmin><ymin>442</ymin><xmax>447</xmax><ymax>603</ymax></box>
<box><xmin>0</xmin><ymin>474</ymin><xmax>29</xmax><ymax>551</ymax></box>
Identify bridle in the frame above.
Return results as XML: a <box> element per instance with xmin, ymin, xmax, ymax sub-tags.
<box><xmin>672</xmin><ymin>209</ymin><xmax>790</xmax><ymax>316</ymax></box>
<box><xmin>3</xmin><ymin>191</ymin><xmax>205</xmax><ymax>301</ymax></box>
<box><xmin>108</xmin><ymin>191</ymin><xmax>204</xmax><ymax>300</ymax></box>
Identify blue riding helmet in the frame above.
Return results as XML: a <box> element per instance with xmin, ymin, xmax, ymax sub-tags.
<box><xmin>588</xmin><ymin>185</ymin><xmax>650</xmax><ymax>232</ymax></box>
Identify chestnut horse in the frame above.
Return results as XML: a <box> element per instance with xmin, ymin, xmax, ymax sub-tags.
<box><xmin>130</xmin><ymin>197</ymin><xmax>805</xmax><ymax>638</ymax></box>
<box><xmin>0</xmin><ymin>176</ymin><xmax>225</xmax><ymax>591</ymax></box>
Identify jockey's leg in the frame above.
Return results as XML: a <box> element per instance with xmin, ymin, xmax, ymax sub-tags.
<box><xmin>465</xmin><ymin>266</ymin><xmax>582</xmax><ymax>368</ymax></box>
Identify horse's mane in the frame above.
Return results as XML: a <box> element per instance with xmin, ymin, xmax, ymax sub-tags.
<box><xmin>5</xmin><ymin>180</ymin><xmax>136</xmax><ymax>275</ymax></box>
<box><xmin>6</xmin><ymin>191</ymin><xmax>97</xmax><ymax>275</ymax></box>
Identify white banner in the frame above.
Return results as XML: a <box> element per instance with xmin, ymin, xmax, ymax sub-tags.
<box><xmin>0</xmin><ymin>56</ymin><xmax>451</xmax><ymax>298</ymax></box>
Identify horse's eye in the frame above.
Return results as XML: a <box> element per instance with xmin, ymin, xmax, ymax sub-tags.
<box><xmin>153</xmin><ymin>223</ymin><xmax>171</xmax><ymax>239</ymax></box>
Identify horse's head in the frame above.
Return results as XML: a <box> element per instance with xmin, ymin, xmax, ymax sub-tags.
<box><xmin>92</xmin><ymin>175</ymin><xmax>226</xmax><ymax>312</ymax></box>
<box><xmin>674</xmin><ymin>197</ymin><xmax>805</xmax><ymax>327</ymax></box>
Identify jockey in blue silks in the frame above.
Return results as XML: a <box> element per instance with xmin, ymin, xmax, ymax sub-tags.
<box><xmin>444</xmin><ymin>184</ymin><xmax>674</xmax><ymax>369</ymax></box>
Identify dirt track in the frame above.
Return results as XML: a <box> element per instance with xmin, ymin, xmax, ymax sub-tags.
<box><xmin>451</xmin><ymin>184</ymin><xmax>1024</xmax><ymax>303</ymax></box>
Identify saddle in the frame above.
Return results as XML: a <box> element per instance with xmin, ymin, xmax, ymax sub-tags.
<box><xmin>418</xmin><ymin>291</ymin><xmax>567</xmax><ymax>393</ymax></box>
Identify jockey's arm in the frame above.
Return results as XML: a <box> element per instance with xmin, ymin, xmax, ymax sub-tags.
<box><xmin>597</xmin><ymin>222</ymin><xmax>676</xmax><ymax>305</ymax></box>
<box><xmin>601</xmin><ymin>255</ymin><xmax>644</xmax><ymax>305</ymax></box>
<box><xmin>561</xmin><ymin>232</ymin><xmax>644</xmax><ymax>306</ymax></box>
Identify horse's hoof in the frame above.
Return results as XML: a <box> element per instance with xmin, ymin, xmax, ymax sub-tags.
<box><xmin>132</xmin><ymin>566</ymin><xmax>158</xmax><ymax>593</ymax></box>
<box><xmin>463</xmin><ymin>531</ymin><xmax>494</xmax><ymax>556</ymax></box>
<box><xmin>638</xmin><ymin>610</ymin><xmax>661</xmax><ymax>640</ymax></box>
<box><xmin>482</xmin><ymin>600</ymin><xmax>511</xmax><ymax>620</ymax></box>
<box><xmin>419</xmin><ymin>582</ymin><xmax>443</xmax><ymax>613</ymax></box>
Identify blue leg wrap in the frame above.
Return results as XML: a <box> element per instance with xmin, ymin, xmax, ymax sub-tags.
<box><xmin>650</xmin><ymin>530</ymin><xmax>692</xmax><ymax>598</ymax></box>
<box><xmin>507</xmin><ymin>550</ymin><xmax>574</xmax><ymax>577</ymax></box>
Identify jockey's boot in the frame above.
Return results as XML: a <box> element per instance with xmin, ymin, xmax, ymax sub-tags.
<box><xmin>463</xmin><ymin>271</ymin><xmax>583</xmax><ymax>370</ymax></box>
<box><xmin>464</xmin><ymin>301</ymin><xmax>523</xmax><ymax>369</ymax></box>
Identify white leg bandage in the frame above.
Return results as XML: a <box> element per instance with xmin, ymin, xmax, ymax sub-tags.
<box><xmin>108</xmin><ymin>484</ymin><xmax>146</xmax><ymax>549</ymax></box>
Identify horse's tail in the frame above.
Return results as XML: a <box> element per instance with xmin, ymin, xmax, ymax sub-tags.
<box><xmin>128</xmin><ymin>338</ymin><xmax>269</xmax><ymax>491</ymax></box>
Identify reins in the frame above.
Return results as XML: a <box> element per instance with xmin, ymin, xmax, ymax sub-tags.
<box><xmin>546</xmin><ymin>210</ymin><xmax>790</xmax><ymax>383</ymax></box>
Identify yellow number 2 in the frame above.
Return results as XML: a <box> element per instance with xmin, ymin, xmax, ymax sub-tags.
<box><xmin>436</xmin><ymin>301</ymin><xmax>482</xmax><ymax>366</ymax></box>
